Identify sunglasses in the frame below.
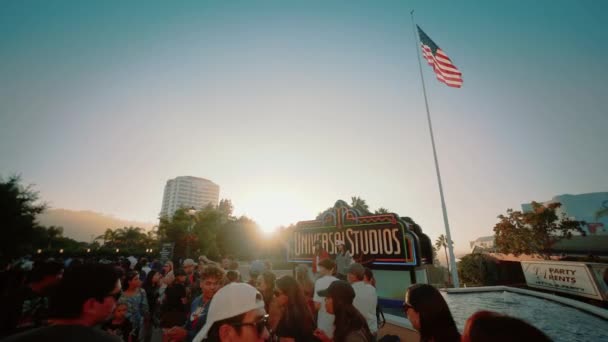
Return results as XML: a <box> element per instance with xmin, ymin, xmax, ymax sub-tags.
<box><xmin>402</xmin><ymin>302</ymin><xmax>413</xmax><ymax>312</ymax></box>
<box><xmin>231</xmin><ymin>314</ymin><xmax>269</xmax><ymax>336</ymax></box>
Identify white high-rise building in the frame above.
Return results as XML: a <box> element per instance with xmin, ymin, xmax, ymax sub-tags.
<box><xmin>160</xmin><ymin>176</ymin><xmax>220</xmax><ymax>219</ymax></box>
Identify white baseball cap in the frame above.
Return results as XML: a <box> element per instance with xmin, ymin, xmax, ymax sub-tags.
<box><xmin>183</xmin><ymin>258</ymin><xmax>196</xmax><ymax>266</ymax></box>
<box><xmin>192</xmin><ymin>282</ymin><xmax>266</xmax><ymax>342</ymax></box>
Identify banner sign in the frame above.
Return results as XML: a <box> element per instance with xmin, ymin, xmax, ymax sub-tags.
<box><xmin>289</xmin><ymin>200</ymin><xmax>423</xmax><ymax>269</ymax></box>
<box><xmin>159</xmin><ymin>243</ymin><xmax>175</xmax><ymax>264</ymax></box>
<box><xmin>521</xmin><ymin>261</ymin><xmax>605</xmax><ymax>300</ymax></box>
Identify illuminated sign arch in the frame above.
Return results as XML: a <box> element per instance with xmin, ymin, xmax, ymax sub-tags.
<box><xmin>289</xmin><ymin>200</ymin><xmax>432</xmax><ymax>269</ymax></box>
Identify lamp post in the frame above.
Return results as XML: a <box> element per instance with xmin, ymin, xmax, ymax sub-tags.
<box><xmin>186</xmin><ymin>207</ymin><xmax>197</xmax><ymax>258</ymax></box>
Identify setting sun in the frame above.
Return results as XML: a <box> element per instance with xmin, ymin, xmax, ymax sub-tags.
<box><xmin>237</xmin><ymin>190</ymin><xmax>314</xmax><ymax>234</ymax></box>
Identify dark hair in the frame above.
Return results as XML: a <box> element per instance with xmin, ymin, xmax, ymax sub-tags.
<box><xmin>144</xmin><ymin>270</ymin><xmax>159</xmax><ymax>289</ymax></box>
<box><xmin>229</xmin><ymin>261</ymin><xmax>239</xmax><ymax>271</ymax></box>
<box><xmin>330</xmin><ymin>282</ymin><xmax>373</xmax><ymax>342</ymax></box>
<box><xmin>405</xmin><ymin>284</ymin><xmax>460</xmax><ymax>342</ymax></box>
<box><xmin>206</xmin><ymin>312</ymin><xmax>246</xmax><ymax>340</ymax></box>
<box><xmin>49</xmin><ymin>264</ymin><xmax>120</xmax><ymax>319</ymax></box>
<box><xmin>122</xmin><ymin>270</ymin><xmax>140</xmax><ymax>290</ymax></box>
<box><xmin>29</xmin><ymin>260</ymin><xmax>63</xmax><ymax>283</ymax></box>
<box><xmin>201</xmin><ymin>265</ymin><xmax>225</xmax><ymax>281</ymax></box>
<box><xmin>258</xmin><ymin>271</ymin><xmax>276</xmax><ymax>311</ymax></box>
<box><xmin>275</xmin><ymin>276</ymin><xmax>314</xmax><ymax>336</ymax></box>
<box><xmin>226</xmin><ymin>270</ymin><xmax>239</xmax><ymax>283</ymax></box>
<box><xmin>462</xmin><ymin>310</ymin><xmax>552</xmax><ymax>342</ymax></box>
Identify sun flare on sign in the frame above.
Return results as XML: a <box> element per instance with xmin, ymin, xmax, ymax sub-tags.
<box><xmin>241</xmin><ymin>191</ymin><xmax>310</xmax><ymax>234</ymax></box>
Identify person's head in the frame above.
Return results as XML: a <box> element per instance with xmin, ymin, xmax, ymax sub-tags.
<box><xmin>263</xmin><ymin>260</ymin><xmax>272</xmax><ymax>271</ymax></box>
<box><xmin>249</xmin><ymin>260</ymin><xmax>265</xmax><ymax>282</ymax></box>
<box><xmin>363</xmin><ymin>267</ymin><xmax>376</xmax><ymax>287</ymax></box>
<box><xmin>317</xmin><ymin>258</ymin><xmax>335</xmax><ymax>276</ymax></box>
<box><xmin>145</xmin><ymin>269</ymin><xmax>161</xmax><ymax>287</ymax></box>
<box><xmin>221</xmin><ymin>255</ymin><xmax>234</xmax><ymax>270</ymax></box>
<box><xmin>295</xmin><ymin>264</ymin><xmax>312</xmax><ymax>285</ymax></box>
<box><xmin>174</xmin><ymin>268</ymin><xmax>187</xmax><ymax>284</ymax></box>
<box><xmin>255</xmin><ymin>271</ymin><xmax>276</xmax><ymax>294</ymax></box>
<box><xmin>274</xmin><ymin>276</ymin><xmax>314</xmax><ymax>333</ymax></box>
<box><xmin>346</xmin><ymin>263</ymin><xmax>365</xmax><ymax>283</ymax></box>
<box><xmin>200</xmin><ymin>265</ymin><xmax>225</xmax><ymax>302</ymax></box>
<box><xmin>49</xmin><ymin>264</ymin><xmax>121</xmax><ymax>326</ymax></box>
<box><xmin>317</xmin><ymin>280</ymin><xmax>355</xmax><ymax>315</ymax></box>
<box><xmin>123</xmin><ymin>270</ymin><xmax>141</xmax><ymax>291</ymax></box>
<box><xmin>462</xmin><ymin>310</ymin><xmax>552</xmax><ymax>342</ymax></box>
<box><xmin>226</xmin><ymin>270</ymin><xmax>239</xmax><ymax>284</ymax></box>
<box><xmin>29</xmin><ymin>260</ymin><xmax>63</xmax><ymax>291</ymax></box>
<box><xmin>273</xmin><ymin>275</ymin><xmax>298</xmax><ymax>307</ymax></box>
<box><xmin>336</xmin><ymin>240</ymin><xmax>345</xmax><ymax>253</ymax></box>
<box><xmin>404</xmin><ymin>284</ymin><xmax>460</xmax><ymax>342</ymax></box>
<box><xmin>229</xmin><ymin>260</ymin><xmax>240</xmax><ymax>271</ymax></box>
<box><xmin>194</xmin><ymin>283</ymin><xmax>269</xmax><ymax>342</ymax></box>
<box><xmin>183</xmin><ymin>259</ymin><xmax>196</xmax><ymax>274</ymax></box>
<box><xmin>317</xmin><ymin>280</ymin><xmax>371</xmax><ymax>341</ymax></box>
<box><xmin>113</xmin><ymin>303</ymin><xmax>128</xmax><ymax>321</ymax></box>
<box><xmin>163</xmin><ymin>261</ymin><xmax>173</xmax><ymax>274</ymax></box>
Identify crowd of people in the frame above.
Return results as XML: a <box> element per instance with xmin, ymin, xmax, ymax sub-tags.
<box><xmin>0</xmin><ymin>241</ymin><xmax>553</xmax><ymax>342</ymax></box>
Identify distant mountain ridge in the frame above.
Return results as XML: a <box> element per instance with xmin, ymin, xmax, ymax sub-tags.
<box><xmin>38</xmin><ymin>208</ymin><xmax>155</xmax><ymax>243</ymax></box>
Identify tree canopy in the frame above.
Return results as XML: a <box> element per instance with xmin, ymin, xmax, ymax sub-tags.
<box><xmin>493</xmin><ymin>201</ymin><xmax>585</xmax><ymax>258</ymax></box>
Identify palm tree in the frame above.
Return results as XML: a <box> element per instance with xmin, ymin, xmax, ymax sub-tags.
<box><xmin>350</xmin><ymin>196</ymin><xmax>371</xmax><ymax>215</ymax></box>
<box><xmin>46</xmin><ymin>226</ymin><xmax>64</xmax><ymax>250</ymax></box>
<box><xmin>95</xmin><ymin>228</ymin><xmax>117</xmax><ymax>246</ymax></box>
<box><xmin>435</xmin><ymin>234</ymin><xmax>452</xmax><ymax>284</ymax></box>
<box><xmin>375</xmin><ymin>207</ymin><xmax>390</xmax><ymax>214</ymax></box>
<box><xmin>115</xmin><ymin>226</ymin><xmax>146</xmax><ymax>247</ymax></box>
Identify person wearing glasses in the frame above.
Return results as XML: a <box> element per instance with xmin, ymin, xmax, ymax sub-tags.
<box><xmin>2</xmin><ymin>264</ymin><xmax>123</xmax><ymax>342</ymax></box>
<box><xmin>273</xmin><ymin>276</ymin><xmax>315</xmax><ymax>342</ymax></box>
<box><xmin>192</xmin><ymin>282</ymin><xmax>269</xmax><ymax>342</ymax></box>
<box><xmin>403</xmin><ymin>284</ymin><xmax>460</xmax><ymax>342</ymax></box>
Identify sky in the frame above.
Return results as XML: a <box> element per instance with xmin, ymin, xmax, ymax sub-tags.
<box><xmin>1</xmin><ymin>0</ymin><xmax>607</xmax><ymax>254</ymax></box>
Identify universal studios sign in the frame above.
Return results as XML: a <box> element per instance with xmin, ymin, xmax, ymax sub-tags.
<box><xmin>521</xmin><ymin>261</ymin><xmax>607</xmax><ymax>301</ymax></box>
<box><xmin>288</xmin><ymin>201</ymin><xmax>428</xmax><ymax>269</ymax></box>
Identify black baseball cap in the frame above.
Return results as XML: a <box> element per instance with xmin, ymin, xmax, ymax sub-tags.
<box><xmin>316</xmin><ymin>280</ymin><xmax>355</xmax><ymax>303</ymax></box>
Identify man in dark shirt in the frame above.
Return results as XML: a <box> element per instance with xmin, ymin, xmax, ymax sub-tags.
<box><xmin>1</xmin><ymin>264</ymin><xmax>122</xmax><ymax>342</ymax></box>
<box><xmin>14</xmin><ymin>261</ymin><xmax>63</xmax><ymax>333</ymax></box>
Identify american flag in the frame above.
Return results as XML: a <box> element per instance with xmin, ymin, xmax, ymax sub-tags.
<box><xmin>417</xmin><ymin>25</ymin><xmax>463</xmax><ymax>88</ymax></box>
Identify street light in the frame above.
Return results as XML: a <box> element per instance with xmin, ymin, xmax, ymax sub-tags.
<box><xmin>59</xmin><ymin>249</ymin><xmax>64</xmax><ymax>254</ymax></box>
<box><xmin>186</xmin><ymin>207</ymin><xmax>197</xmax><ymax>258</ymax></box>
<box><xmin>86</xmin><ymin>248</ymin><xmax>91</xmax><ymax>253</ymax></box>
<box><xmin>116</xmin><ymin>248</ymin><xmax>120</xmax><ymax>253</ymax></box>
<box><xmin>37</xmin><ymin>249</ymin><xmax>42</xmax><ymax>254</ymax></box>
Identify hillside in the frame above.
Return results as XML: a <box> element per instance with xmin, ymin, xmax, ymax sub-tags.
<box><xmin>38</xmin><ymin>208</ymin><xmax>156</xmax><ymax>242</ymax></box>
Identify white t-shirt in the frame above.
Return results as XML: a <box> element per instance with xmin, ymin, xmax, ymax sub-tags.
<box><xmin>313</xmin><ymin>275</ymin><xmax>339</xmax><ymax>338</ymax></box>
<box><xmin>352</xmin><ymin>281</ymin><xmax>378</xmax><ymax>334</ymax></box>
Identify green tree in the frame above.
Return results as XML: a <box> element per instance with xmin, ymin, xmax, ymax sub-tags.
<box><xmin>458</xmin><ymin>253</ymin><xmax>498</xmax><ymax>286</ymax></box>
<box><xmin>374</xmin><ymin>207</ymin><xmax>390</xmax><ymax>214</ymax></box>
<box><xmin>0</xmin><ymin>175</ymin><xmax>46</xmax><ymax>261</ymax></box>
<box><xmin>46</xmin><ymin>226</ymin><xmax>64</xmax><ymax>250</ymax></box>
<box><xmin>435</xmin><ymin>234</ymin><xmax>451</xmax><ymax>275</ymax></box>
<box><xmin>494</xmin><ymin>202</ymin><xmax>585</xmax><ymax>259</ymax></box>
<box><xmin>350</xmin><ymin>196</ymin><xmax>371</xmax><ymax>215</ymax></box>
<box><xmin>218</xmin><ymin>199</ymin><xmax>234</xmax><ymax>217</ymax></box>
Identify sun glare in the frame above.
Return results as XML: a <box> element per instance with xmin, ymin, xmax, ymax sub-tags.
<box><xmin>239</xmin><ymin>190</ymin><xmax>311</xmax><ymax>234</ymax></box>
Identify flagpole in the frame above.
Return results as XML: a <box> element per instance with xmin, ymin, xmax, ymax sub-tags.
<box><xmin>410</xmin><ymin>10</ymin><xmax>460</xmax><ymax>288</ymax></box>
